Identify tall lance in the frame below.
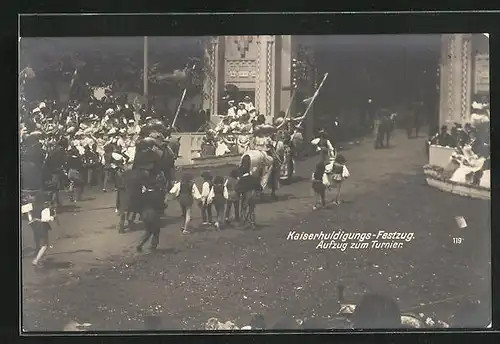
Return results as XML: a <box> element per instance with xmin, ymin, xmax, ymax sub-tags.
<box><xmin>171</xmin><ymin>64</ymin><xmax>196</xmax><ymax>131</ymax></box>
<box><xmin>171</xmin><ymin>88</ymin><xmax>187</xmax><ymax>131</ymax></box>
<box><xmin>276</xmin><ymin>87</ymin><xmax>297</xmax><ymax>131</ymax></box>
<box><xmin>290</xmin><ymin>72</ymin><xmax>329</xmax><ymax>142</ymax></box>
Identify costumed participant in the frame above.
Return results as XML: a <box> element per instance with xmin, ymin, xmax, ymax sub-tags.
<box><xmin>242</xmin><ymin>95</ymin><xmax>255</xmax><ymax>113</ymax></box>
<box><xmin>67</xmin><ymin>145</ymin><xmax>85</xmax><ymax>202</ymax></box>
<box><xmin>330</xmin><ymin>154</ymin><xmax>349</xmax><ymax>205</ymax></box>
<box><xmin>237</xmin><ymin>163</ymin><xmax>263</xmax><ymax>228</ymax></box>
<box><xmin>311</xmin><ymin>161</ymin><xmax>330</xmax><ymax>210</ymax></box>
<box><xmin>201</xmin><ymin>129</ymin><xmax>217</xmax><ymax>157</ymax></box>
<box><xmin>250</xmin><ymin>123</ymin><xmax>273</xmax><ymax>157</ymax></box>
<box><xmin>311</xmin><ymin>128</ymin><xmax>336</xmax><ymax>173</ymax></box>
<box><xmin>236</xmin><ymin>102</ymin><xmax>248</xmax><ymax>119</ymax></box>
<box><xmin>227</xmin><ymin>100</ymin><xmax>237</xmax><ymax>117</ymax></box>
<box><xmin>235</xmin><ymin>113</ymin><xmax>253</xmax><ymax>154</ymax></box>
<box><xmin>169</xmin><ymin>173</ymin><xmax>202</xmax><ymax>235</ymax></box>
<box><xmin>207</xmin><ymin>175</ymin><xmax>228</xmax><ymax>230</ymax></box>
<box><xmin>83</xmin><ymin>143</ymin><xmax>100</xmax><ymax>186</ymax></box>
<box><xmin>429</xmin><ymin>125</ymin><xmax>454</xmax><ymax>147</ymax></box>
<box><xmin>224</xmin><ymin>168</ymin><xmax>240</xmax><ymax>224</ymax></box>
<box><xmin>21</xmin><ymin>189</ymin><xmax>54</xmax><ymax>266</ymax></box>
<box><xmin>44</xmin><ymin>138</ymin><xmax>68</xmax><ymax>207</ymax></box>
<box><xmin>248</xmin><ymin>108</ymin><xmax>257</xmax><ymax>123</ymax></box>
<box><xmin>200</xmin><ymin>171</ymin><xmax>214</xmax><ymax>225</ymax></box>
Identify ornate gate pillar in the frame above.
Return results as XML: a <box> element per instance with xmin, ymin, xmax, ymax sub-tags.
<box><xmin>202</xmin><ymin>36</ymin><xmax>224</xmax><ymax>118</ymax></box>
<box><xmin>439</xmin><ymin>34</ymin><xmax>472</xmax><ymax>128</ymax></box>
<box><xmin>254</xmin><ymin>36</ymin><xmax>276</xmax><ymax>124</ymax></box>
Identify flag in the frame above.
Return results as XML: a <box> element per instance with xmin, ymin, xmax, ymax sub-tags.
<box><xmin>302</xmin><ymin>96</ymin><xmax>314</xmax><ymax>105</ymax></box>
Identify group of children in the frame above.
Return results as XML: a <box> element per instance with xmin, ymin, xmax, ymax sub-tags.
<box><xmin>311</xmin><ymin>153</ymin><xmax>350</xmax><ymax>210</ymax></box>
<box><xmin>168</xmin><ymin>152</ymin><xmax>350</xmax><ymax>235</ymax></box>
<box><xmin>168</xmin><ymin>166</ymin><xmax>263</xmax><ymax>234</ymax></box>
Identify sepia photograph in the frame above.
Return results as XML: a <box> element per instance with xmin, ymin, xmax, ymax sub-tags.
<box><xmin>20</xmin><ymin>33</ymin><xmax>491</xmax><ymax>331</ymax></box>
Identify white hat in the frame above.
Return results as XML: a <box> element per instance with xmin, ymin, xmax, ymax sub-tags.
<box><xmin>128</xmin><ymin>119</ymin><xmax>135</xmax><ymax>123</ymax></box>
<box><xmin>472</xmin><ymin>102</ymin><xmax>483</xmax><ymax>110</ymax></box>
<box><xmin>38</xmin><ymin>102</ymin><xmax>46</xmax><ymax>109</ymax></box>
<box><xmin>111</xmin><ymin>152</ymin><xmax>124</xmax><ymax>161</ymax></box>
<box><xmin>228</xmin><ymin>100</ymin><xmax>235</xmax><ymax>105</ymax></box>
<box><xmin>275</xmin><ymin>117</ymin><xmax>285</xmax><ymax>126</ymax></box>
<box><xmin>108</xmin><ymin>128</ymin><xmax>117</xmax><ymax>135</ymax></box>
<box><xmin>32</xmin><ymin>108</ymin><xmax>40</xmax><ymax>114</ymax></box>
<box><xmin>105</xmin><ymin>108</ymin><xmax>115</xmax><ymax>115</ymax></box>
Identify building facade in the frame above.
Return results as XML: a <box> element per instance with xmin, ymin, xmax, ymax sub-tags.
<box><xmin>438</xmin><ymin>34</ymin><xmax>490</xmax><ymax>128</ymax></box>
<box><xmin>202</xmin><ymin>35</ymin><xmax>316</xmax><ymax>138</ymax></box>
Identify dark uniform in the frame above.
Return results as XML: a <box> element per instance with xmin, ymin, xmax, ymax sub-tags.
<box><xmin>135</xmin><ymin>169</ymin><xmax>165</xmax><ymax>251</ymax></box>
<box><xmin>224</xmin><ymin>176</ymin><xmax>240</xmax><ymax>223</ymax></box>
<box><xmin>67</xmin><ymin>147</ymin><xmax>84</xmax><ymax>201</ymax></box>
<box><xmin>211</xmin><ymin>180</ymin><xmax>226</xmax><ymax>226</ymax></box>
<box><xmin>237</xmin><ymin>172</ymin><xmax>263</xmax><ymax>228</ymax></box>
<box><xmin>44</xmin><ymin>143</ymin><xmax>67</xmax><ymax>206</ymax></box>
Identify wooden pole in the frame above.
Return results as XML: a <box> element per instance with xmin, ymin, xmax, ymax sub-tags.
<box><xmin>290</xmin><ymin>73</ymin><xmax>328</xmax><ymax>141</ymax></box>
<box><xmin>276</xmin><ymin>88</ymin><xmax>297</xmax><ymax>130</ymax></box>
<box><xmin>171</xmin><ymin>88</ymin><xmax>187</xmax><ymax>131</ymax></box>
<box><xmin>143</xmin><ymin>36</ymin><xmax>148</xmax><ymax>108</ymax></box>
<box><xmin>171</xmin><ymin>64</ymin><xmax>196</xmax><ymax>131</ymax></box>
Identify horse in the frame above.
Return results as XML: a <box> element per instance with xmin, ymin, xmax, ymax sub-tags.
<box><xmin>118</xmin><ymin>167</ymin><xmax>165</xmax><ymax>249</ymax></box>
<box><xmin>240</xmin><ymin>140</ymin><xmax>285</xmax><ymax>196</ymax></box>
<box><xmin>123</xmin><ymin>135</ymin><xmax>179</xmax><ymax>227</ymax></box>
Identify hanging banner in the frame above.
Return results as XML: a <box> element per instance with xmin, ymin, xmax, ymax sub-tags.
<box><xmin>474</xmin><ymin>54</ymin><xmax>489</xmax><ymax>94</ymax></box>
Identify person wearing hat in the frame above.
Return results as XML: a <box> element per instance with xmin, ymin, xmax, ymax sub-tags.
<box><xmin>330</xmin><ymin>154</ymin><xmax>349</xmax><ymax>205</ymax></box>
<box><xmin>45</xmin><ymin>138</ymin><xmax>68</xmax><ymax>207</ymax></box>
<box><xmin>236</xmin><ymin>102</ymin><xmax>248</xmax><ymax>119</ymax></box>
<box><xmin>242</xmin><ymin>95</ymin><xmax>255</xmax><ymax>113</ymax></box>
<box><xmin>83</xmin><ymin>143</ymin><xmax>100</xmax><ymax>187</ymax></box>
<box><xmin>227</xmin><ymin>100</ymin><xmax>237</xmax><ymax>117</ymax></box>
<box><xmin>200</xmin><ymin>171</ymin><xmax>214</xmax><ymax>225</ymax></box>
<box><xmin>67</xmin><ymin>145</ymin><xmax>85</xmax><ymax>202</ymax></box>
<box><xmin>429</xmin><ymin>125</ymin><xmax>453</xmax><ymax>147</ymax></box>
<box><xmin>311</xmin><ymin>128</ymin><xmax>336</xmax><ymax>166</ymax></box>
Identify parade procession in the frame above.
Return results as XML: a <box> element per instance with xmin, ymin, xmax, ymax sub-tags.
<box><xmin>21</xmin><ymin>35</ymin><xmax>490</xmax><ymax>331</ymax></box>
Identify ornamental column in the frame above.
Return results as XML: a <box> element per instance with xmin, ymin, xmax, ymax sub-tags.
<box><xmin>202</xmin><ymin>36</ymin><xmax>224</xmax><ymax>120</ymax></box>
<box><xmin>439</xmin><ymin>34</ymin><xmax>472</xmax><ymax>128</ymax></box>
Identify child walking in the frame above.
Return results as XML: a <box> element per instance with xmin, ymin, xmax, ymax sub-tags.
<box><xmin>311</xmin><ymin>161</ymin><xmax>330</xmax><ymax>210</ymax></box>
<box><xmin>224</xmin><ymin>168</ymin><xmax>240</xmax><ymax>224</ymax></box>
<box><xmin>169</xmin><ymin>173</ymin><xmax>202</xmax><ymax>234</ymax></box>
<box><xmin>330</xmin><ymin>154</ymin><xmax>350</xmax><ymax>205</ymax></box>
<box><xmin>22</xmin><ymin>190</ymin><xmax>54</xmax><ymax>266</ymax></box>
<box><xmin>207</xmin><ymin>176</ymin><xmax>228</xmax><ymax>230</ymax></box>
<box><xmin>200</xmin><ymin>171</ymin><xmax>213</xmax><ymax>225</ymax></box>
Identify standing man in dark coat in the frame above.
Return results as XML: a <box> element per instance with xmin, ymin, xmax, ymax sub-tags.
<box><xmin>44</xmin><ymin>138</ymin><xmax>68</xmax><ymax>206</ymax></box>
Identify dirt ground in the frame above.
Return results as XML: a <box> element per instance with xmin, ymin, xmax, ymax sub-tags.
<box><xmin>21</xmin><ymin>131</ymin><xmax>491</xmax><ymax>331</ymax></box>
